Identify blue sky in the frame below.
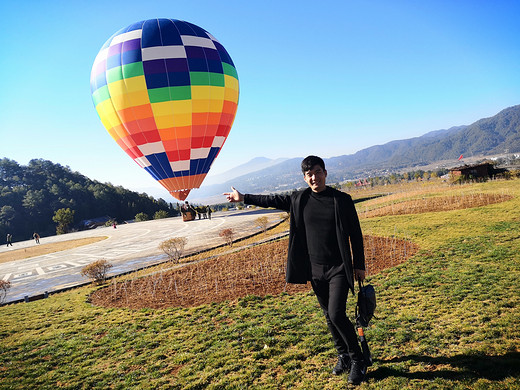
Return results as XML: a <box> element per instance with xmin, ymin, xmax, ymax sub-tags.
<box><xmin>1</xmin><ymin>0</ymin><xmax>519</xmax><ymax>200</ymax></box>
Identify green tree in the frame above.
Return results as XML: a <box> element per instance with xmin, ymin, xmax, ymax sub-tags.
<box><xmin>0</xmin><ymin>158</ymin><xmax>184</xmax><ymax>238</ymax></box>
<box><xmin>52</xmin><ymin>208</ymin><xmax>75</xmax><ymax>234</ymax></box>
<box><xmin>22</xmin><ymin>189</ymin><xmax>46</xmax><ymax>218</ymax></box>
<box><xmin>0</xmin><ymin>206</ymin><xmax>16</xmax><ymax>227</ymax></box>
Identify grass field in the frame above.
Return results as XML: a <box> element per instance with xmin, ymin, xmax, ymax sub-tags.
<box><xmin>1</xmin><ymin>179</ymin><xmax>519</xmax><ymax>389</ymax></box>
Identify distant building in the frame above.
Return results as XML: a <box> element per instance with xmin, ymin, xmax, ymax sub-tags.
<box><xmin>449</xmin><ymin>162</ymin><xmax>507</xmax><ymax>181</ymax></box>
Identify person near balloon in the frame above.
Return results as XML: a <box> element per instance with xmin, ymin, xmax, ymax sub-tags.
<box><xmin>224</xmin><ymin>155</ymin><xmax>368</xmax><ymax>385</ymax></box>
<box><xmin>181</xmin><ymin>202</ymin><xmax>190</xmax><ymax>213</ymax></box>
<box><xmin>181</xmin><ymin>201</ymin><xmax>196</xmax><ymax>222</ymax></box>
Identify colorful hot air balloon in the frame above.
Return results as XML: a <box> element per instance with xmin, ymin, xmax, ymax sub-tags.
<box><xmin>90</xmin><ymin>19</ymin><xmax>239</xmax><ymax>200</ymax></box>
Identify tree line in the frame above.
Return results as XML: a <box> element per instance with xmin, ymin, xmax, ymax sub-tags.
<box><xmin>0</xmin><ymin>158</ymin><xmax>179</xmax><ymax>243</ymax></box>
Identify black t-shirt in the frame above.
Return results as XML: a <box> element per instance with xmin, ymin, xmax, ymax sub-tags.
<box><xmin>303</xmin><ymin>187</ymin><xmax>342</xmax><ymax>265</ymax></box>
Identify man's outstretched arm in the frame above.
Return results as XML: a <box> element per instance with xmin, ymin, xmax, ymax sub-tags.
<box><xmin>224</xmin><ymin>186</ymin><xmax>292</xmax><ymax>211</ymax></box>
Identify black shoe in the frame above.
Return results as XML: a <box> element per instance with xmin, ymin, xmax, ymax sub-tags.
<box><xmin>332</xmin><ymin>353</ymin><xmax>351</xmax><ymax>375</ymax></box>
<box><xmin>347</xmin><ymin>360</ymin><xmax>367</xmax><ymax>385</ymax></box>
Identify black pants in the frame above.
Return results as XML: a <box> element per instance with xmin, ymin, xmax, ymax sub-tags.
<box><xmin>311</xmin><ymin>263</ymin><xmax>363</xmax><ymax>361</ymax></box>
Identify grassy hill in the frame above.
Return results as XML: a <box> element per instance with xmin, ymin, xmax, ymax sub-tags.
<box><xmin>1</xmin><ymin>179</ymin><xmax>519</xmax><ymax>389</ymax></box>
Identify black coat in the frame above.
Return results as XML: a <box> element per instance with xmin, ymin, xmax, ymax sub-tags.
<box><xmin>244</xmin><ymin>187</ymin><xmax>365</xmax><ymax>293</ymax></box>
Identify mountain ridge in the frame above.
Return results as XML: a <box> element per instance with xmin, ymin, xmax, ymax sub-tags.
<box><xmin>188</xmin><ymin>105</ymin><xmax>520</xmax><ymax>202</ymax></box>
<box><xmin>203</xmin><ymin>157</ymin><xmax>289</xmax><ymax>186</ymax></box>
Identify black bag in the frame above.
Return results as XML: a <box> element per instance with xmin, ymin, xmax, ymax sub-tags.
<box><xmin>355</xmin><ymin>280</ymin><xmax>376</xmax><ymax>328</ymax></box>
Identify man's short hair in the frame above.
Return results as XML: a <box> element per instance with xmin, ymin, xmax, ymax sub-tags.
<box><xmin>301</xmin><ymin>155</ymin><xmax>325</xmax><ymax>173</ymax></box>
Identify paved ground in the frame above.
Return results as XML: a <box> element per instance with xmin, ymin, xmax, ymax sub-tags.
<box><xmin>0</xmin><ymin>209</ymin><xmax>282</xmax><ymax>304</ymax></box>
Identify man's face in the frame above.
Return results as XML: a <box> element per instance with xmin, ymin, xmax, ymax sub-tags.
<box><xmin>304</xmin><ymin>164</ymin><xmax>327</xmax><ymax>193</ymax></box>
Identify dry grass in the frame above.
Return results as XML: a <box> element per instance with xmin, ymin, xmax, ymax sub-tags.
<box><xmin>0</xmin><ymin>237</ymin><xmax>107</xmax><ymax>264</ymax></box>
<box><xmin>89</xmin><ymin>235</ymin><xmax>419</xmax><ymax>309</ymax></box>
<box><xmin>359</xmin><ymin>193</ymin><xmax>512</xmax><ymax>218</ymax></box>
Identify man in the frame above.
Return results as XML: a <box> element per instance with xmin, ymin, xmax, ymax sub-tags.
<box><xmin>224</xmin><ymin>155</ymin><xmax>367</xmax><ymax>385</ymax></box>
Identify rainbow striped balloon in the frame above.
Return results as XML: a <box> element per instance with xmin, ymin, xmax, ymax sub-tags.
<box><xmin>90</xmin><ymin>19</ymin><xmax>239</xmax><ymax>201</ymax></box>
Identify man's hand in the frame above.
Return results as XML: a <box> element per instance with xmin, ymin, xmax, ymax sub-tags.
<box><xmin>354</xmin><ymin>269</ymin><xmax>366</xmax><ymax>282</ymax></box>
<box><xmin>223</xmin><ymin>186</ymin><xmax>244</xmax><ymax>203</ymax></box>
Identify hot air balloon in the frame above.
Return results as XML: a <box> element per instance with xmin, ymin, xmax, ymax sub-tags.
<box><xmin>90</xmin><ymin>19</ymin><xmax>239</xmax><ymax>200</ymax></box>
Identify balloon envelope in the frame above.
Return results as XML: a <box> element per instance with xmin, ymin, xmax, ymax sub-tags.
<box><xmin>90</xmin><ymin>19</ymin><xmax>239</xmax><ymax>200</ymax></box>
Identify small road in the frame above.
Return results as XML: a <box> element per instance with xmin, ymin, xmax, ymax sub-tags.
<box><xmin>0</xmin><ymin>209</ymin><xmax>283</xmax><ymax>304</ymax></box>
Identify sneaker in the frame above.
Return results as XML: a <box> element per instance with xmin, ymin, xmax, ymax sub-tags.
<box><xmin>332</xmin><ymin>353</ymin><xmax>351</xmax><ymax>375</ymax></box>
<box><xmin>347</xmin><ymin>360</ymin><xmax>367</xmax><ymax>385</ymax></box>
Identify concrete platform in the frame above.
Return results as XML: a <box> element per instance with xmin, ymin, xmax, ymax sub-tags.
<box><xmin>0</xmin><ymin>209</ymin><xmax>283</xmax><ymax>304</ymax></box>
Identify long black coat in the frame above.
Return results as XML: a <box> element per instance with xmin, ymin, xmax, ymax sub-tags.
<box><xmin>244</xmin><ymin>187</ymin><xmax>365</xmax><ymax>293</ymax></box>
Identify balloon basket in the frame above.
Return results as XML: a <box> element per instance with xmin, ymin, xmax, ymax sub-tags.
<box><xmin>182</xmin><ymin>211</ymin><xmax>196</xmax><ymax>222</ymax></box>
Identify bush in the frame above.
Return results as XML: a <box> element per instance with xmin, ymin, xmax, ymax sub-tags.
<box><xmin>159</xmin><ymin>237</ymin><xmax>188</xmax><ymax>263</ymax></box>
<box><xmin>0</xmin><ymin>280</ymin><xmax>11</xmax><ymax>304</ymax></box>
<box><xmin>135</xmin><ymin>212</ymin><xmax>149</xmax><ymax>222</ymax></box>
<box><xmin>255</xmin><ymin>216</ymin><xmax>269</xmax><ymax>234</ymax></box>
<box><xmin>154</xmin><ymin>210</ymin><xmax>170</xmax><ymax>219</ymax></box>
<box><xmin>279</xmin><ymin>212</ymin><xmax>290</xmax><ymax>222</ymax></box>
<box><xmin>219</xmin><ymin>228</ymin><xmax>234</xmax><ymax>247</ymax></box>
<box><xmin>105</xmin><ymin>219</ymin><xmax>116</xmax><ymax>227</ymax></box>
<box><xmin>81</xmin><ymin>259</ymin><xmax>113</xmax><ymax>284</ymax></box>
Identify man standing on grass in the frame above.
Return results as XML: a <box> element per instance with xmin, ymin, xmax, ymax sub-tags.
<box><xmin>224</xmin><ymin>155</ymin><xmax>367</xmax><ymax>385</ymax></box>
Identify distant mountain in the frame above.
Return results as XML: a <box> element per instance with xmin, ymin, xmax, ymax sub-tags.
<box><xmin>420</xmin><ymin>125</ymin><xmax>467</xmax><ymax>139</ymax></box>
<box><xmin>188</xmin><ymin>105</ymin><xmax>520</xmax><ymax>202</ymax></box>
<box><xmin>328</xmin><ymin>104</ymin><xmax>520</xmax><ymax>174</ymax></box>
<box><xmin>203</xmin><ymin>157</ymin><xmax>288</xmax><ymax>186</ymax></box>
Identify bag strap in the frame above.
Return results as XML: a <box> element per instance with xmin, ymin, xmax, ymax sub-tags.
<box><xmin>355</xmin><ymin>280</ymin><xmax>364</xmax><ymax>323</ymax></box>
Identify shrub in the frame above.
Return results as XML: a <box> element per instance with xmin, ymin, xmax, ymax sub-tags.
<box><xmin>279</xmin><ymin>212</ymin><xmax>290</xmax><ymax>222</ymax></box>
<box><xmin>0</xmin><ymin>280</ymin><xmax>11</xmax><ymax>304</ymax></box>
<box><xmin>159</xmin><ymin>237</ymin><xmax>188</xmax><ymax>263</ymax></box>
<box><xmin>105</xmin><ymin>219</ymin><xmax>116</xmax><ymax>227</ymax></box>
<box><xmin>154</xmin><ymin>210</ymin><xmax>170</xmax><ymax>219</ymax></box>
<box><xmin>81</xmin><ymin>259</ymin><xmax>113</xmax><ymax>284</ymax></box>
<box><xmin>255</xmin><ymin>216</ymin><xmax>269</xmax><ymax>234</ymax></box>
<box><xmin>219</xmin><ymin>228</ymin><xmax>234</xmax><ymax>247</ymax></box>
<box><xmin>135</xmin><ymin>212</ymin><xmax>149</xmax><ymax>222</ymax></box>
